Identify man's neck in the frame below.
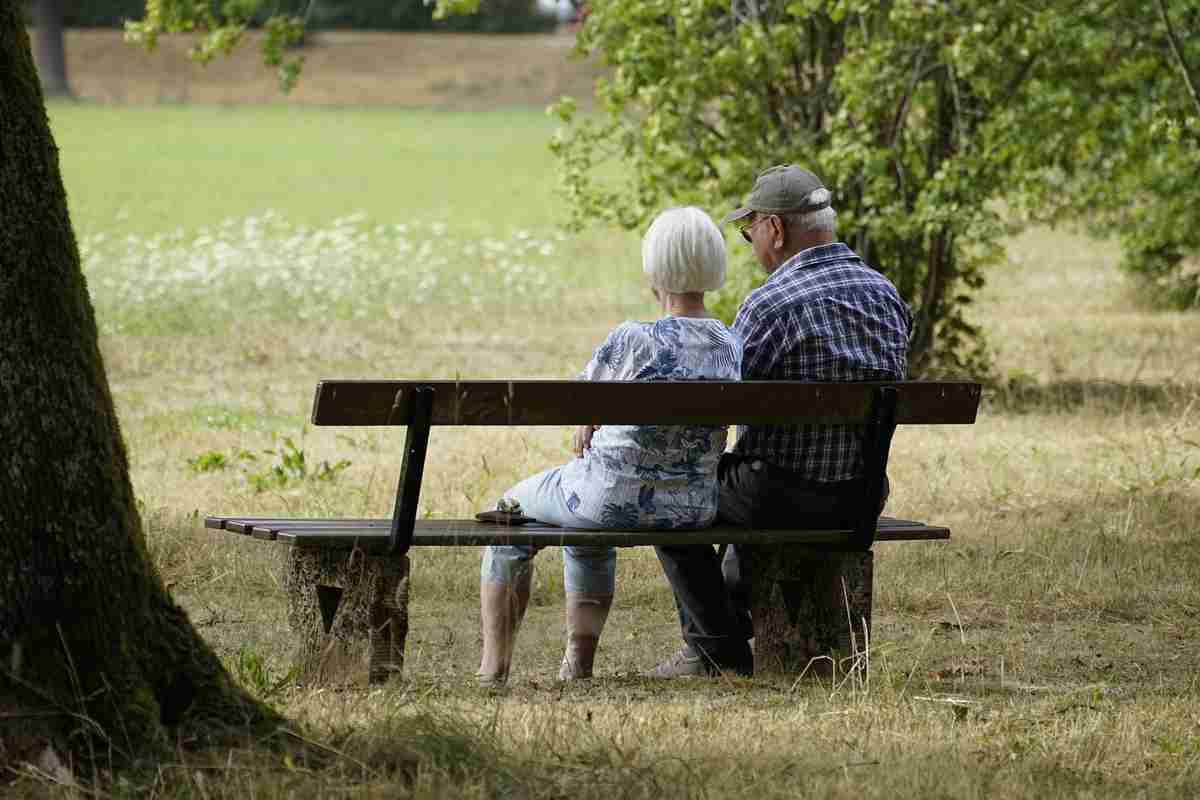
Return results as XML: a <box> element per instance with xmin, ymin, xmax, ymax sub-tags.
<box><xmin>764</xmin><ymin>232</ymin><xmax>836</xmax><ymax>274</ymax></box>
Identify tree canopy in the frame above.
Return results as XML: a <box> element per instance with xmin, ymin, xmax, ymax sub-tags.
<box><xmin>551</xmin><ymin>0</ymin><xmax>1199</xmax><ymax>373</ymax></box>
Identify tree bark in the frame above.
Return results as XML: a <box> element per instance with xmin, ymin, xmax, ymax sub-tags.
<box><xmin>750</xmin><ymin>547</ymin><xmax>872</xmax><ymax>678</ymax></box>
<box><xmin>284</xmin><ymin>547</ymin><xmax>410</xmax><ymax>686</ymax></box>
<box><xmin>29</xmin><ymin>0</ymin><xmax>72</xmax><ymax>99</ymax></box>
<box><xmin>0</xmin><ymin>3</ymin><xmax>278</xmax><ymax>767</ymax></box>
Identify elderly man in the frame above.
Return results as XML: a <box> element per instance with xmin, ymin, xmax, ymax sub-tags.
<box><xmin>648</xmin><ymin>165</ymin><xmax>912</xmax><ymax>678</ymax></box>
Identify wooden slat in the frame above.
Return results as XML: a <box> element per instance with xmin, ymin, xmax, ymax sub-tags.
<box><xmin>311</xmin><ymin>380</ymin><xmax>981</xmax><ymax>427</ymax></box>
<box><xmin>204</xmin><ymin>515</ymin><xmax>365</xmax><ymax>531</ymax></box>
<box><xmin>232</xmin><ymin>519</ymin><xmax>353</xmax><ymax>534</ymax></box>
<box><xmin>249</xmin><ymin>519</ymin><xmax>391</xmax><ymax>540</ymax></box>
<box><xmin>235</xmin><ymin>517</ymin><xmax>950</xmax><ymax>552</ymax></box>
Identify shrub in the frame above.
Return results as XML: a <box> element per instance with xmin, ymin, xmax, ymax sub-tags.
<box><xmin>552</xmin><ymin>0</ymin><xmax>1200</xmax><ymax>373</ymax></box>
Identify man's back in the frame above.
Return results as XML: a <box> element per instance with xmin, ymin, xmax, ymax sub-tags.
<box><xmin>732</xmin><ymin>242</ymin><xmax>911</xmax><ymax>482</ymax></box>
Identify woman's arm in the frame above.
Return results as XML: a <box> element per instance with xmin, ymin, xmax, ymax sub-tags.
<box><xmin>573</xmin><ymin>324</ymin><xmax>638</xmax><ymax>456</ymax></box>
<box><xmin>572</xmin><ymin>424</ymin><xmax>598</xmax><ymax>456</ymax></box>
<box><xmin>579</xmin><ymin>324</ymin><xmax>631</xmax><ymax>381</ymax></box>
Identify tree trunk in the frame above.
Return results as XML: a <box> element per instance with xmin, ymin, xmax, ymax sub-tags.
<box><xmin>29</xmin><ymin>0</ymin><xmax>71</xmax><ymax>99</ymax></box>
<box><xmin>0</xmin><ymin>4</ymin><xmax>278</xmax><ymax>768</ymax></box>
<box><xmin>285</xmin><ymin>548</ymin><xmax>411</xmax><ymax>685</ymax></box>
<box><xmin>749</xmin><ymin>547</ymin><xmax>872</xmax><ymax>678</ymax></box>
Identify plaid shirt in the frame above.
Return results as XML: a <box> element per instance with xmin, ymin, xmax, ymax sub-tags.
<box><xmin>732</xmin><ymin>242</ymin><xmax>911</xmax><ymax>482</ymax></box>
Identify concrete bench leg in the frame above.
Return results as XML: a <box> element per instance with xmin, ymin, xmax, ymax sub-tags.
<box><xmin>749</xmin><ymin>547</ymin><xmax>872</xmax><ymax>678</ymax></box>
<box><xmin>283</xmin><ymin>546</ymin><xmax>410</xmax><ymax>685</ymax></box>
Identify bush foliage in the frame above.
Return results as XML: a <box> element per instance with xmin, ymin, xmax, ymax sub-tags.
<box><xmin>551</xmin><ymin>0</ymin><xmax>1199</xmax><ymax>375</ymax></box>
<box><xmin>1023</xmin><ymin>0</ymin><xmax>1200</xmax><ymax>311</ymax></box>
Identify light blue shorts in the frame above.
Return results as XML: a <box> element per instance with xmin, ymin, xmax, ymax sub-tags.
<box><xmin>480</xmin><ymin>465</ymin><xmax>616</xmax><ymax>595</ymax></box>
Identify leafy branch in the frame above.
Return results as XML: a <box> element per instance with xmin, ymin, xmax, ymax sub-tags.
<box><xmin>1155</xmin><ymin>0</ymin><xmax>1200</xmax><ymax>120</ymax></box>
<box><xmin>125</xmin><ymin>0</ymin><xmax>482</xmax><ymax>92</ymax></box>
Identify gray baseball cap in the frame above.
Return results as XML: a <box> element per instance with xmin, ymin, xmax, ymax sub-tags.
<box><xmin>721</xmin><ymin>164</ymin><xmax>830</xmax><ymax>225</ymax></box>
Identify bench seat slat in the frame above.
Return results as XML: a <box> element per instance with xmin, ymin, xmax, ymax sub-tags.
<box><xmin>248</xmin><ymin>520</ymin><xmax>392</xmax><ymax>540</ymax></box>
<box><xmin>211</xmin><ymin>516</ymin><xmax>948</xmax><ymax>552</ymax></box>
<box><xmin>205</xmin><ymin>516</ymin><xmax>374</xmax><ymax>532</ymax></box>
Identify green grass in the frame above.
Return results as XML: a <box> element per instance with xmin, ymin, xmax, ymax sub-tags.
<box><xmin>52</xmin><ymin>104</ymin><xmax>577</xmax><ymax>235</ymax></box>
<box><xmin>51</xmin><ymin>102</ymin><xmax>649</xmax><ymax>336</ymax></box>
<box><xmin>13</xmin><ymin>103</ymin><xmax>1200</xmax><ymax>798</ymax></box>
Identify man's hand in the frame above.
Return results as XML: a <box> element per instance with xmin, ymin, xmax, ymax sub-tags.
<box><xmin>572</xmin><ymin>424</ymin><xmax>599</xmax><ymax>457</ymax></box>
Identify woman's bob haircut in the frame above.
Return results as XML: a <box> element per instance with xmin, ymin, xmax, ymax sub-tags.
<box><xmin>641</xmin><ymin>206</ymin><xmax>726</xmax><ymax>294</ymax></box>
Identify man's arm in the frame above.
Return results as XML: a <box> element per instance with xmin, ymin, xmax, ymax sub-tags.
<box><xmin>732</xmin><ymin>298</ymin><xmax>786</xmax><ymax>380</ymax></box>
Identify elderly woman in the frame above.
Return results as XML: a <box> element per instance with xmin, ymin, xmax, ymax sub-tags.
<box><xmin>478</xmin><ymin>206</ymin><xmax>742</xmax><ymax>687</ymax></box>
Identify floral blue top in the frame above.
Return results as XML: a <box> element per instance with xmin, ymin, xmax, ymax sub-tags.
<box><xmin>559</xmin><ymin>317</ymin><xmax>742</xmax><ymax>529</ymax></box>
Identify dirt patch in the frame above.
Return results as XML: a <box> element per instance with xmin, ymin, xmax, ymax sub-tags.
<box><xmin>60</xmin><ymin>29</ymin><xmax>605</xmax><ymax>108</ymax></box>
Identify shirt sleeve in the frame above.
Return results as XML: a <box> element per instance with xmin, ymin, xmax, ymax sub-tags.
<box><xmin>580</xmin><ymin>324</ymin><xmax>634</xmax><ymax>381</ymax></box>
<box><xmin>732</xmin><ymin>296</ymin><xmax>784</xmax><ymax>380</ymax></box>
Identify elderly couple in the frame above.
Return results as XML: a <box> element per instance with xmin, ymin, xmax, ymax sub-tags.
<box><xmin>478</xmin><ymin>164</ymin><xmax>912</xmax><ymax>685</ymax></box>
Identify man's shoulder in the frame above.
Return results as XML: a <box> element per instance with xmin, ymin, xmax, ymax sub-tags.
<box><xmin>736</xmin><ymin>280</ymin><xmax>798</xmax><ymax>331</ymax></box>
<box><xmin>793</xmin><ymin>247</ymin><xmax>904</xmax><ymax>300</ymax></box>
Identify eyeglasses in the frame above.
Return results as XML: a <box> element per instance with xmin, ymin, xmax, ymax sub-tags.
<box><xmin>738</xmin><ymin>214</ymin><xmax>774</xmax><ymax>244</ymax></box>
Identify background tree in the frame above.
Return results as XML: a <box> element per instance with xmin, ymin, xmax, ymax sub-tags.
<box><xmin>551</xmin><ymin>0</ymin><xmax>1199</xmax><ymax>375</ymax></box>
<box><xmin>1</xmin><ymin>1</ymin><xmax>281</xmax><ymax>767</ymax></box>
<box><xmin>1020</xmin><ymin>0</ymin><xmax>1200</xmax><ymax>309</ymax></box>
<box><xmin>29</xmin><ymin>0</ymin><xmax>72</xmax><ymax>97</ymax></box>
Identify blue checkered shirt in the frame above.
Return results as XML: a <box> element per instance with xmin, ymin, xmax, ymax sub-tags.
<box><xmin>731</xmin><ymin>242</ymin><xmax>911</xmax><ymax>482</ymax></box>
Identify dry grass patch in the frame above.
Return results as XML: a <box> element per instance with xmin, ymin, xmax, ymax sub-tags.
<box><xmin>60</xmin><ymin>29</ymin><xmax>603</xmax><ymax>109</ymax></box>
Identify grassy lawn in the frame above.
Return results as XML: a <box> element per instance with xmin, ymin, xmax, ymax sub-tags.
<box><xmin>18</xmin><ymin>98</ymin><xmax>1200</xmax><ymax>797</ymax></box>
<box><xmin>55</xmin><ymin>104</ymin><xmax>577</xmax><ymax>234</ymax></box>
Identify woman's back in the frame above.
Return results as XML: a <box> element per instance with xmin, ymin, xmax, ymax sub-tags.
<box><xmin>560</xmin><ymin>317</ymin><xmax>742</xmax><ymax>529</ymax></box>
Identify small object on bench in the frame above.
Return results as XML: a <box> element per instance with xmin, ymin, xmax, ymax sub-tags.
<box><xmin>475</xmin><ymin>510</ymin><xmax>537</xmax><ymax>526</ymax></box>
<box><xmin>475</xmin><ymin>497</ymin><xmax>536</xmax><ymax>525</ymax></box>
<box><xmin>210</xmin><ymin>379</ymin><xmax>980</xmax><ymax>684</ymax></box>
<box><xmin>496</xmin><ymin>497</ymin><xmax>522</xmax><ymax>515</ymax></box>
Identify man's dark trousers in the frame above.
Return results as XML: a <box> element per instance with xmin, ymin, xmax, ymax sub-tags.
<box><xmin>654</xmin><ymin>452</ymin><xmax>877</xmax><ymax>673</ymax></box>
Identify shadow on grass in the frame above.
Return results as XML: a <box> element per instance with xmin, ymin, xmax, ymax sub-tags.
<box><xmin>46</xmin><ymin>701</ymin><xmax>1193</xmax><ymax>799</ymax></box>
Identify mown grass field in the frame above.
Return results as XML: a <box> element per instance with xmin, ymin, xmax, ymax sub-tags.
<box><xmin>14</xmin><ymin>55</ymin><xmax>1200</xmax><ymax>795</ymax></box>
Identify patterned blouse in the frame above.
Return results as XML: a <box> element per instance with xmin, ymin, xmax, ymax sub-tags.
<box><xmin>558</xmin><ymin>317</ymin><xmax>742</xmax><ymax>529</ymax></box>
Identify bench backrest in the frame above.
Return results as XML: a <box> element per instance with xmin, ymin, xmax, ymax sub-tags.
<box><xmin>311</xmin><ymin>380</ymin><xmax>982</xmax><ymax>554</ymax></box>
<box><xmin>312</xmin><ymin>380</ymin><xmax>980</xmax><ymax>426</ymax></box>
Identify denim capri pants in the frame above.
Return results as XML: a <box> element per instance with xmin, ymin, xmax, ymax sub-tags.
<box><xmin>480</xmin><ymin>466</ymin><xmax>616</xmax><ymax>595</ymax></box>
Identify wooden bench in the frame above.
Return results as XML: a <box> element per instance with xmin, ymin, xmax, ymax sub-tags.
<box><xmin>207</xmin><ymin>379</ymin><xmax>981</xmax><ymax>683</ymax></box>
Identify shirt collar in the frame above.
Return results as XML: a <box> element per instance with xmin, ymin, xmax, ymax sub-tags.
<box><xmin>764</xmin><ymin>242</ymin><xmax>857</xmax><ymax>286</ymax></box>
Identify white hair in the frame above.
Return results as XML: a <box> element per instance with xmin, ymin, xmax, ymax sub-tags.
<box><xmin>782</xmin><ymin>188</ymin><xmax>837</xmax><ymax>235</ymax></box>
<box><xmin>641</xmin><ymin>206</ymin><xmax>727</xmax><ymax>293</ymax></box>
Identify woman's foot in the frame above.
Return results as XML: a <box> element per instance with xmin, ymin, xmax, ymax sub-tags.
<box><xmin>559</xmin><ymin>630</ymin><xmax>602</xmax><ymax>680</ymax></box>
<box><xmin>557</xmin><ymin>592</ymin><xmax>613</xmax><ymax>681</ymax></box>
<box><xmin>477</xmin><ymin>572</ymin><xmax>531</xmax><ymax>687</ymax></box>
